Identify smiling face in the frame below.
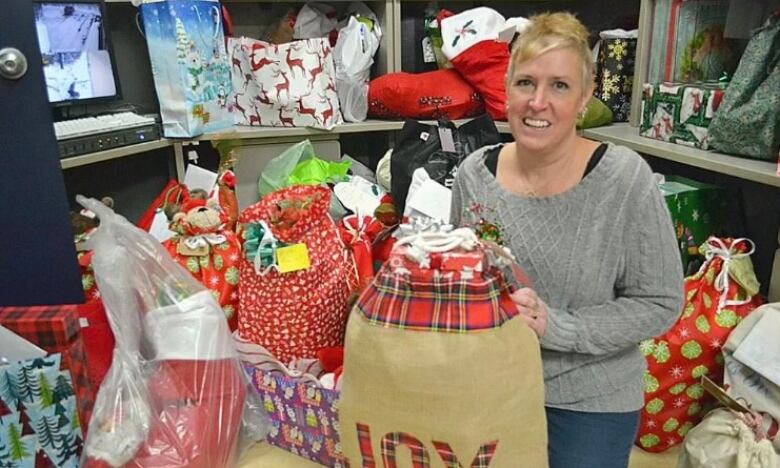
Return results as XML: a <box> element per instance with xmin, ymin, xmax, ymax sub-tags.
<box><xmin>506</xmin><ymin>47</ymin><xmax>592</xmax><ymax>156</ymax></box>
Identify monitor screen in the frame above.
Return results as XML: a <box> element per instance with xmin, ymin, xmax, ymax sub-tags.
<box><xmin>34</xmin><ymin>1</ymin><xmax>119</xmax><ymax>105</ymax></box>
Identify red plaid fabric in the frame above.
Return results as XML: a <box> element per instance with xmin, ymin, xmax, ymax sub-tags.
<box><xmin>0</xmin><ymin>305</ymin><xmax>95</xmax><ymax>428</ymax></box>
<box><xmin>381</xmin><ymin>432</ymin><xmax>430</xmax><ymax>468</ymax></box>
<box><xmin>355</xmin><ymin>254</ymin><xmax>517</xmax><ymax>332</ymax></box>
<box><xmin>62</xmin><ymin>336</ymin><xmax>95</xmax><ymax>427</ymax></box>
<box><xmin>357</xmin><ymin>423</ymin><xmax>376</xmax><ymax>468</ymax></box>
<box><xmin>0</xmin><ymin>304</ymin><xmax>80</xmax><ymax>349</ymax></box>
<box><xmin>432</xmin><ymin>440</ymin><xmax>499</xmax><ymax>468</ymax></box>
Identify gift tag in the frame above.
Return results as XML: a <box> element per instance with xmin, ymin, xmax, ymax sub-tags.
<box><xmin>438</xmin><ymin>127</ymin><xmax>456</xmax><ymax>153</ymax></box>
<box><xmin>149</xmin><ymin>209</ymin><xmax>175</xmax><ymax>242</ymax></box>
<box><xmin>177</xmin><ymin>238</ymin><xmax>209</xmax><ymax>257</ymax></box>
<box><xmin>276</xmin><ymin>243</ymin><xmax>311</xmax><ymax>273</ymax></box>
<box><xmin>422</xmin><ymin>36</ymin><xmax>436</xmax><ymax>63</ymax></box>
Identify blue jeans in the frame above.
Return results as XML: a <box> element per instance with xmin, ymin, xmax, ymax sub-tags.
<box><xmin>546</xmin><ymin>406</ymin><xmax>640</xmax><ymax>468</ymax></box>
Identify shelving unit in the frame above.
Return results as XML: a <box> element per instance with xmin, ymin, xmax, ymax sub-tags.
<box><xmin>583</xmin><ymin>124</ymin><xmax>780</xmax><ymax>188</ymax></box>
<box><xmin>60</xmin><ymin>139</ymin><xmax>173</xmax><ymax>170</ymax></box>
<box><xmin>193</xmin><ymin>119</ymin><xmax>510</xmax><ymax>142</ymax></box>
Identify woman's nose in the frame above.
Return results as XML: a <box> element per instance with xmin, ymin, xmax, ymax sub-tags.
<box><xmin>528</xmin><ymin>87</ymin><xmax>548</xmax><ymax>110</ymax></box>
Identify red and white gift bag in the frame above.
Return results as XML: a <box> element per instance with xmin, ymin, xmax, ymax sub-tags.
<box><xmin>238</xmin><ymin>185</ymin><xmax>358</xmax><ymax>363</ymax></box>
<box><xmin>636</xmin><ymin>237</ymin><xmax>764</xmax><ymax>452</ymax></box>
<box><xmin>228</xmin><ymin>36</ymin><xmax>343</xmax><ymax>129</ymax></box>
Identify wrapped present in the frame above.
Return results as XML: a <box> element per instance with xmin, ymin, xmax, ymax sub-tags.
<box><xmin>0</xmin><ymin>354</ymin><xmax>84</xmax><ymax>468</ymax></box>
<box><xmin>658</xmin><ymin>175</ymin><xmax>739</xmax><ymax>275</ymax></box>
<box><xmin>0</xmin><ymin>305</ymin><xmax>95</xmax><ymax>427</ymax></box>
<box><xmin>238</xmin><ymin>185</ymin><xmax>358</xmax><ymax>364</ymax></box>
<box><xmin>640</xmin><ymin>81</ymin><xmax>727</xmax><ymax>149</ymax></box>
<box><xmin>246</xmin><ymin>366</ymin><xmax>345</xmax><ymax>467</ymax></box>
<box><xmin>636</xmin><ymin>237</ymin><xmax>764</xmax><ymax>453</ymax></box>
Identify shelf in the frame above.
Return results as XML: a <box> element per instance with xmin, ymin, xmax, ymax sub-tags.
<box><xmin>193</xmin><ymin>118</ymin><xmax>511</xmax><ymax>142</ymax></box>
<box><xmin>60</xmin><ymin>139</ymin><xmax>173</xmax><ymax>169</ymax></box>
<box><xmin>582</xmin><ymin>123</ymin><xmax>780</xmax><ymax>189</ymax></box>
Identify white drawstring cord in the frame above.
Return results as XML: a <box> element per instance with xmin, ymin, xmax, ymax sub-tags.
<box><xmin>701</xmin><ymin>237</ymin><xmax>756</xmax><ymax>311</ymax></box>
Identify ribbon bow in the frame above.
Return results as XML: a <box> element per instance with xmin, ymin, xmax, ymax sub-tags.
<box><xmin>244</xmin><ymin>221</ymin><xmax>285</xmax><ymax>275</ymax></box>
<box><xmin>703</xmin><ymin>237</ymin><xmax>755</xmax><ymax>311</ymax></box>
<box><xmin>394</xmin><ymin>227</ymin><xmax>479</xmax><ymax>268</ymax></box>
<box><xmin>183</xmin><ymin>233</ymin><xmax>227</xmax><ymax>251</ymax></box>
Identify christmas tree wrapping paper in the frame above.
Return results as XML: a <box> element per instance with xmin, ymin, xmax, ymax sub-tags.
<box><xmin>658</xmin><ymin>175</ymin><xmax>738</xmax><ymax>275</ymax></box>
<box><xmin>0</xmin><ymin>306</ymin><xmax>95</xmax><ymax>429</ymax></box>
<box><xmin>0</xmin><ymin>354</ymin><xmax>83</xmax><ymax>468</ymax></box>
<box><xmin>639</xmin><ymin>81</ymin><xmax>727</xmax><ymax>150</ymax></box>
<box><xmin>636</xmin><ymin>237</ymin><xmax>763</xmax><ymax>453</ymax></box>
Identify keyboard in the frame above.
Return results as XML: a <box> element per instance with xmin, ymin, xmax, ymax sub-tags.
<box><xmin>54</xmin><ymin>112</ymin><xmax>157</xmax><ymax>141</ymax></box>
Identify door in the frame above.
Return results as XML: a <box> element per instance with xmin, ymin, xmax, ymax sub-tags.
<box><xmin>0</xmin><ymin>0</ymin><xmax>83</xmax><ymax>305</ymax></box>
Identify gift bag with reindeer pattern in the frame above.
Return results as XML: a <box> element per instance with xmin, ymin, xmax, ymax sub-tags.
<box><xmin>228</xmin><ymin>36</ymin><xmax>343</xmax><ymax>130</ymax></box>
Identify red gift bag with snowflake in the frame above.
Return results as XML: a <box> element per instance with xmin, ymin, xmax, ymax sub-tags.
<box><xmin>636</xmin><ymin>237</ymin><xmax>764</xmax><ymax>452</ymax></box>
<box><xmin>238</xmin><ymin>185</ymin><xmax>358</xmax><ymax>364</ymax></box>
<box><xmin>163</xmin><ymin>199</ymin><xmax>242</xmax><ymax>331</ymax></box>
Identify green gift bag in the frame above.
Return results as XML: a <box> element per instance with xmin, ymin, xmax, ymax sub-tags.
<box><xmin>709</xmin><ymin>13</ymin><xmax>780</xmax><ymax>160</ymax></box>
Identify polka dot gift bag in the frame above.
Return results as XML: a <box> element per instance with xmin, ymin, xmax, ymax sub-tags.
<box><xmin>636</xmin><ymin>237</ymin><xmax>764</xmax><ymax>452</ymax></box>
<box><xmin>238</xmin><ymin>185</ymin><xmax>358</xmax><ymax>364</ymax></box>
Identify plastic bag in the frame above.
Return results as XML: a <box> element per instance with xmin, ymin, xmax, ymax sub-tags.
<box><xmin>257</xmin><ymin>139</ymin><xmax>348</xmax><ymax>219</ymax></box>
<box><xmin>76</xmin><ymin>196</ymin><xmax>268</xmax><ymax>468</ymax></box>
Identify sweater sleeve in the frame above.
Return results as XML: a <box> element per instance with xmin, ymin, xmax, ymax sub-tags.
<box><xmin>449</xmin><ymin>167</ymin><xmax>466</xmax><ymax>227</ymax></box>
<box><xmin>539</xmin><ymin>173</ymin><xmax>684</xmax><ymax>355</ymax></box>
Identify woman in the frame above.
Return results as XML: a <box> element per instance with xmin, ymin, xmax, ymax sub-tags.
<box><xmin>450</xmin><ymin>12</ymin><xmax>684</xmax><ymax>468</ymax></box>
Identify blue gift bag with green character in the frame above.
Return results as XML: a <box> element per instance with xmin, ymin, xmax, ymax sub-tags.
<box><xmin>140</xmin><ymin>0</ymin><xmax>233</xmax><ymax>137</ymax></box>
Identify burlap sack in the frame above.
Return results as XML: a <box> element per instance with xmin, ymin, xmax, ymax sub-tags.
<box><xmin>338</xmin><ymin>233</ymin><xmax>548</xmax><ymax>468</ymax></box>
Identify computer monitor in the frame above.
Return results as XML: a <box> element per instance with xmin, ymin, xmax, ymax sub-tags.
<box><xmin>33</xmin><ymin>0</ymin><xmax>121</xmax><ymax>107</ymax></box>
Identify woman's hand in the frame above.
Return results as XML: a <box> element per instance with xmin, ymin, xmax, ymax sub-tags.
<box><xmin>510</xmin><ymin>287</ymin><xmax>548</xmax><ymax>338</ymax></box>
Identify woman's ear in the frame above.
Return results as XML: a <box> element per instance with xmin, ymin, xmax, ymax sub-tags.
<box><xmin>581</xmin><ymin>74</ymin><xmax>595</xmax><ymax>109</ymax></box>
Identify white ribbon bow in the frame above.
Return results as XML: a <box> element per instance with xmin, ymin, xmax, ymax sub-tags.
<box><xmin>253</xmin><ymin>220</ymin><xmax>282</xmax><ymax>276</ymax></box>
<box><xmin>183</xmin><ymin>233</ymin><xmax>227</xmax><ymax>251</ymax></box>
<box><xmin>702</xmin><ymin>237</ymin><xmax>755</xmax><ymax>311</ymax></box>
<box><xmin>394</xmin><ymin>228</ymin><xmax>479</xmax><ymax>268</ymax></box>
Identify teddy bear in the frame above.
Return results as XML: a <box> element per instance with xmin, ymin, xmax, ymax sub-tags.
<box><xmin>162</xmin><ymin>197</ymin><xmax>241</xmax><ymax>330</ymax></box>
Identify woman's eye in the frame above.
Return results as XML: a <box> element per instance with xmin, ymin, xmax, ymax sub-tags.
<box><xmin>515</xmin><ymin>79</ymin><xmax>533</xmax><ymax>87</ymax></box>
<box><xmin>553</xmin><ymin>81</ymin><xmax>570</xmax><ymax>90</ymax></box>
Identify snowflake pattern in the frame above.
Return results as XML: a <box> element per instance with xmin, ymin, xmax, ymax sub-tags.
<box><xmin>710</xmin><ymin>338</ymin><xmax>722</xmax><ymax>349</ymax></box>
<box><xmin>600</xmin><ymin>69</ymin><xmax>620</xmax><ymax>101</ymax></box>
<box><xmin>674</xmin><ymin>398</ymin><xmax>686</xmax><ymax>408</ymax></box>
<box><xmin>608</xmin><ymin>40</ymin><xmax>628</xmax><ymax>61</ymax></box>
<box><xmin>677</xmin><ymin>327</ymin><xmax>690</xmax><ymax>339</ymax></box>
<box><xmin>692</xmin><ymin>209</ymin><xmax>700</xmax><ymax>222</ymax></box>
<box><xmin>645</xmin><ymin>420</ymin><xmax>657</xmax><ymax>429</ymax></box>
<box><xmin>670</xmin><ymin>366</ymin><xmax>684</xmax><ymax>379</ymax></box>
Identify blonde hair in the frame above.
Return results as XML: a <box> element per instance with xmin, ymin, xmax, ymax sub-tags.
<box><xmin>506</xmin><ymin>12</ymin><xmax>594</xmax><ymax>93</ymax></box>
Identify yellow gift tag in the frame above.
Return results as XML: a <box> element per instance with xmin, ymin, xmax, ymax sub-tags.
<box><xmin>276</xmin><ymin>243</ymin><xmax>311</xmax><ymax>273</ymax></box>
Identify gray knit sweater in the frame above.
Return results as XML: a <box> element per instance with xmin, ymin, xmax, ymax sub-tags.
<box><xmin>451</xmin><ymin>143</ymin><xmax>684</xmax><ymax>412</ymax></box>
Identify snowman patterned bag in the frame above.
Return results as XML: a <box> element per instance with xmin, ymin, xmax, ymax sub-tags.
<box><xmin>238</xmin><ymin>185</ymin><xmax>358</xmax><ymax>364</ymax></box>
<box><xmin>140</xmin><ymin>0</ymin><xmax>234</xmax><ymax>138</ymax></box>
